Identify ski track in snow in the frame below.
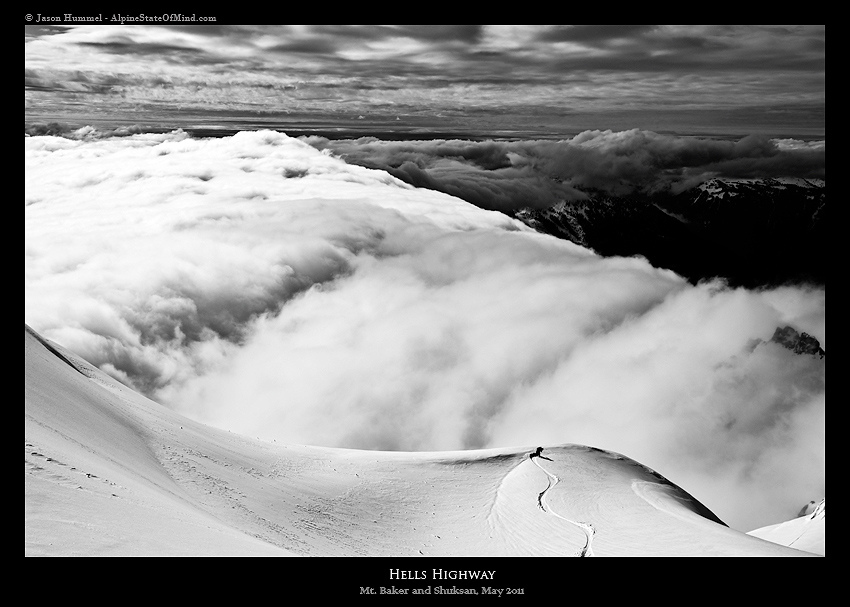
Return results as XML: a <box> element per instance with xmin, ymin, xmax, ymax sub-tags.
<box><xmin>530</xmin><ymin>454</ymin><xmax>596</xmax><ymax>557</ymax></box>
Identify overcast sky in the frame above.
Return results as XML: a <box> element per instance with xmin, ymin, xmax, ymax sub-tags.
<box><xmin>25</xmin><ymin>24</ymin><xmax>825</xmax><ymax>138</ymax></box>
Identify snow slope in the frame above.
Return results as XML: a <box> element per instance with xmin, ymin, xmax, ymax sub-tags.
<box><xmin>748</xmin><ymin>499</ymin><xmax>825</xmax><ymax>555</ymax></box>
<box><xmin>25</xmin><ymin>325</ymin><xmax>817</xmax><ymax>557</ymax></box>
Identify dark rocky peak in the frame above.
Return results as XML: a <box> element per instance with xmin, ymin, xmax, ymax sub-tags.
<box><xmin>769</xmin><ymin>325</ymin><xmax>825</xmax><ymax>358</ymax></box>
<box><xmin>797</xmin><ymin>499</ymin><xmax>825</xmax><ymax>518</ymax></box>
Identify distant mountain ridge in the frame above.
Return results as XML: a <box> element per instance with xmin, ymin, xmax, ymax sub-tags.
<box><xmin>513</xmin><ymin>177</ymin><xmax>825</xmax><ymax>288</ymax></box>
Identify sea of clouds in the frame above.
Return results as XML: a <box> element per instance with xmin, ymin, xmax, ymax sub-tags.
<box><xmin>302</xmin><ymin>129</ymin><xmax>826</xmax><ymax>212</ymax></box>
<box><xmin>25</xmin><ymin>128</ymin><xmax>824</xmax><ymax>531</ymax></box>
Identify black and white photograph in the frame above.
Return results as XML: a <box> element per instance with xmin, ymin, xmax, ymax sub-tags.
<box><xmin>25</xmin><ymin>23</ymin><xmax>825</xmax><ymax>562</ymax></box>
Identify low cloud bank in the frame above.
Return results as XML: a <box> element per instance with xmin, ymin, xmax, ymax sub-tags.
<box><xmin>303</xmin><ymin>129</ymin><xmax>825</xmax><ymax>211</ymax></box>
<box><xmin>25</xmin><ymin>129</ymin><xmax>824</xmax><ymax>531</ymax></box>
<box><xmin>26</xmin><ymin>122</ymin><xmax>147</xmax><ymax>139</ymax></box>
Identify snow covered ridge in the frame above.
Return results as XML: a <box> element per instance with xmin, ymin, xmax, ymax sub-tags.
<box><xmin>696</xmin><ymin>176</ymin><xmax>825</xmax><ymax>197</ymax></box>
<box><xmin>748</xmin><ymin>499</ymin><xmax>824</xmax><ymax>556</ymax></box>
<box><xmin>24</xmin><ymin>325</ymin><xmax>820</xmax><ymax>556</ymax></box>
<box><xmin>711</xmin><ymin>176</ymin><xmax>824</xmax><ymax>187</ymax></box>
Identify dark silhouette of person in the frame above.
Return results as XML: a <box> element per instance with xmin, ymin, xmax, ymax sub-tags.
<box><xmin>530</xmin><ymin>447</ymin><xmax>552</xmax><ymax>461</ymax></box>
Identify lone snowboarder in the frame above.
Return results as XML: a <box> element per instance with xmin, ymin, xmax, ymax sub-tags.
<box><xmin>530</xmin><ymin>447</ymin><xmax>552</xmax><ymax>461</ymax></box>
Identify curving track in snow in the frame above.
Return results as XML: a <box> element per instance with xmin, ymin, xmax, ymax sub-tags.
<box><xmin>530</xmin><ymin>452</ymin><xmax>596</xmax><ymax>557</ymax></box>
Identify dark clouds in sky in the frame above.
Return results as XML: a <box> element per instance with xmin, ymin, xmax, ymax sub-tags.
<box><xmin>25</xmin><ymin>25</ymin><xmax>824</xmax><ymax>137</ymax></box>
<box><xmin>302</xmin><ymin>130</ymin><xmax>825</xmax><ymax>212</ymax></box>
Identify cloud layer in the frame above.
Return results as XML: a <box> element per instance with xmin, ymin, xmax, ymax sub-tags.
<box><xmin>303</xmin><ymin>130</ymin><xmax>826</xmax><ymax>212</ymax></box>
<box><xmin>25</xmin><ymin>129</ymin><xmax>824</xmax><ymax>531</ymax></box>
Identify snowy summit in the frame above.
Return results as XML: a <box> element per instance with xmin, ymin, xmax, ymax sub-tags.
<box><xmin>25</xmin><ymin>324</ymin><xmax>820</xmax><ymax>556</ymax></box>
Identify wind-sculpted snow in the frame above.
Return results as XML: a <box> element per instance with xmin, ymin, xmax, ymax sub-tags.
<box><xmin>25</xmin><ymin>129</ymin><xmax>824</xmax><ymax>532</ymax></box>
<box><xmin>25</xmin><ymin>326</ymin><xmax>818</xmax><ymax>556</ymax></box>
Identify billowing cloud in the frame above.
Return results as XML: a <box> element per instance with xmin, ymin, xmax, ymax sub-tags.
<box><xmin>304</xmin><ymin>129</ymin><xmax>825</xmax><ymax>212</ymax></box>
<box><xmin>25</xmin><ymin>129</ymin><xmax>824</xmax><ymax>532</ymax></box>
